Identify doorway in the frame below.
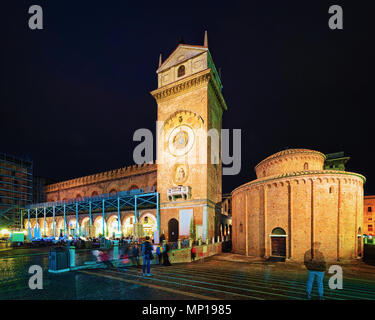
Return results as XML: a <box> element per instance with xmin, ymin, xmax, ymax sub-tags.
<box><xmin>270</xmin><ymin>227</ymin><xmax>287</xmax><ymax>258</ymax></box>
<box><xmin>168</xmin><ymin>218</ymin><xmax>179</xmax><ymax>242</ymax></box>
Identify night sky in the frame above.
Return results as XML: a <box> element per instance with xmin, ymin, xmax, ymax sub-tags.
<box><xmin>1</xmin><ymin>1</ymin><xmax>374</xmax><ymax>195</ymax></box>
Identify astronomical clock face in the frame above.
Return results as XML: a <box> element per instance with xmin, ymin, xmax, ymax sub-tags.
<box><xmin>168</xmin><ymin>125</ymin><xmax>195</xmax><ymax>156</ymax></box>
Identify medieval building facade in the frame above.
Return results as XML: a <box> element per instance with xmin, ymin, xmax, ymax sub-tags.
<box><xmin>25</xmin><ymin>33</ymin><xmax>231</xmax><ymax>242</ymax></box>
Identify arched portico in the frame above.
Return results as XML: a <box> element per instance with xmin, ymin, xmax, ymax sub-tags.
<box><xmin>94</xmin><ymin>216</ymin><xmax>106</xmax><ymax>237</ymax></box>
<box><xmin>80</xmin><ymin>217</ymin><xmax>90</xmax><ymax>237</ymax></box>
<box><xmin>122</xmin><ymin>215</ymin><xmax>135</xmax><ymax>237</ymax></box>
<box><xmin>107</xmin><ymin>214</ymin><xmax>121</xmax><ymax>238</ymax></box>
<box><xmin>139</xmin><ymin>212</ymin><xmax>157</xmax><ymax>237</ymax></box>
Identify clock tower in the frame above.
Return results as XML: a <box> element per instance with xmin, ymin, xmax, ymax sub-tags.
<box><xmin>151</xmin><ymin>32</ymin><xmax>227</xmax><ymax>242</ymax></box>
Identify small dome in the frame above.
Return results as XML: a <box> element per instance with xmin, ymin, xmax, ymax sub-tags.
<box><xmin>255</xmin><ymin>149</ymin><xmax>326</xmax><ymax>179</ymax></box>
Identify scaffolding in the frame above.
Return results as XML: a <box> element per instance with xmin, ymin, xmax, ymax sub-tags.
<box><xmin>0</xmin><ymin>153</ymin><xmax>33</xmax><ymax>230</ymax></box>
<box><xmin>22</xmin><ymin>187</ymin><xmax>160</xmax><ymax>238</ymax></box>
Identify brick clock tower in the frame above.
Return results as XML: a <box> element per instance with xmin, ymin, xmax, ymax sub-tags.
<box><xmin>151</xmin><ymin>32</ymin><xmax>227</xmax><ymax>242</ymax></box>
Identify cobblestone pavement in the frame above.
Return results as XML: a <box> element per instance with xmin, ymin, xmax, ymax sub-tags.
<box><xmin>1</xmin><ymin>251</ymin><xmax>375</xmax><ymax>300</ymax></box>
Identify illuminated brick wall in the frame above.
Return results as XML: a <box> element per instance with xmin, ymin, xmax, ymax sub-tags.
<box><xmin>364</xmin><ymin>196</ymin><xmax>375</xmax><ymax>236</ymax></box>
<box><xmin>232</xmin><ymin>149</ymin><xmax>365</xmax><ymax>262</ymax></box>
<box><xmin>44</xmin><ymin>163</ymin><xmax>157</xmax><ymax>202</ymax></box>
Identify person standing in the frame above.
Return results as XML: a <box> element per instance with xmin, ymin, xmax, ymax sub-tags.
<box><xmin>131</xmin><ymin>243</ymin><xmax>140</xmax><ymax>267</ymax></box>
<box><xmin>141</xmin><ymin>236</ymin><xmax>153</xmax><ymax>276</ymax></box>
<box><xmin>162</xmin><ymin>242</ymin><xmax>172</xmax><ymax>266</ymax></box>
<box><xmin>304</xmin><ymin>242</ymin><xmax>326</xmax><ymax>300</ymax></box>
<box><xmin>156</xmin><ymin>245</ymin><xmax>163</xmax><ymax>265</ymax></box>
<box><xmin>191</xmin><ymin>245</ymin><xmax>196</xmax><ymax>262</ymax></box>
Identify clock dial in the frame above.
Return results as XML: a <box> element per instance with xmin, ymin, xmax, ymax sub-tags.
<box><xmin>173</xmin><ymin>130</ymin><xmax>188</xmax><ymax>149</ymax></box>
<box><xmin>168</xmin><ymin>125</ymin><xmax>194</xmax><ymax>156</ymax></box>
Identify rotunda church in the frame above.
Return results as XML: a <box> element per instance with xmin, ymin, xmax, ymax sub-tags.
<box><xmin>232</xmin><ymin>149</ymin><xmax>365</xmax><ymax>262</ymax></box>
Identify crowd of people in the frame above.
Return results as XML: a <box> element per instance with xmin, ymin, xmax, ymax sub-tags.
<box><xmin>89</xmin><ymin>236</ymin><xmax>176</xmax><ymax>276</ymax></box>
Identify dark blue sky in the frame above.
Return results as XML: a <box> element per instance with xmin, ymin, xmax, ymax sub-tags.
<box><xmin>1</xmin><ymin>1</ymin><xmax>374</xmax><ymax>194</ymax></box>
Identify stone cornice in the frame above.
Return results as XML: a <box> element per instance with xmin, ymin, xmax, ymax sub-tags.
<box><xmin>45</xmin><ymin>163</ymin><xmax>157</xmax><ymax>193</ymax></box>
<box><xmin>150</xmin><ymin>69</ymin><xmax>228</xmax><ymax>111</ymax></box>
<box><xmin>232</xmin><ymin>170</ymin><xmax>366</xmax><ymax>196</ymax></box>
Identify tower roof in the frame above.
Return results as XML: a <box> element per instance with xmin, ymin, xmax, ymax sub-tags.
<box><xmin>156</xmin><ymin>44</ymin><xmax>208</xmax><ymax>73</ymax></box>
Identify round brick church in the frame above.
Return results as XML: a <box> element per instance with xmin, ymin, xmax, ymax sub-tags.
<box><xmin>232</xmin><ymin>149</ymin><xmax>365</xmax><ymax>262</ymax></box>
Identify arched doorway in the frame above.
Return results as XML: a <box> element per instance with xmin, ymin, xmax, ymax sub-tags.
<box><xmin>81</xmin><ymin>217</ymin><xmax>90</xmax><ymax>237</ymax></box>
<box><xmin>168</xmin><ymin>218</ymin><xmax>179</xmax><ymax>242</ymax></box>
<box><xmin>107</xmin><ymin>215</ymin><xmax>120</xmax><ymax>238</ymax></box>
<box><xmin>68</xmin><ymin>218</ymin><xmax>78</xmax><ymax>237</ymax></box>
<box><xmin>140</xmin><ymin>213</ymin><xmax>157</xmax><ymax>237</ymax></box>
<box><xmin>123</xmin><ymin>216</ymin><xmax>135</xmax><ymax>237</ymax></box>
<box><xmin>56</xmin><ymin>219</ymin><xmax>64</xmax><ymax>237</ymax></box>
<box><xmin>94</xmin><ymin>216</ymin><xmax>106</xmax><ymax>237</ymax></box>
<box><xmin>270</xmin><ymin>227</ymin><xmax>287</xmax><ymax>258</ymax></box>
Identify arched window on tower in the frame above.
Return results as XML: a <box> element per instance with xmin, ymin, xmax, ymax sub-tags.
<box><xmin>304</xmin><ymin>163</ymin><xmax>308</xmax><ymax>170</ymax></box>
<box><xmin>177</xmin><ymin>65</ymin><xmax>185</xmax><ymax>77</ymax></box>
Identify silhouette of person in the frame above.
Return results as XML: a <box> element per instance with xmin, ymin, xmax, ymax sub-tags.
<box><xmin>304</xmin><ymin>242</ymin><xmax>326</xmax><ymax>300</ymax></box>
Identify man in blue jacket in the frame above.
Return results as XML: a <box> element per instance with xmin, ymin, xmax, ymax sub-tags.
<box><xmin>141</xmin><ymin>236</ymin><xmax>153</xmax><ymax>276</ymax></box>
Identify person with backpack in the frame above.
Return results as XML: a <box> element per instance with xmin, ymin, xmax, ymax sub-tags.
<box><xmin>141</xmin><ymin>236</ymin><xmax>153</xmax><ymax>276</ymax></box>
